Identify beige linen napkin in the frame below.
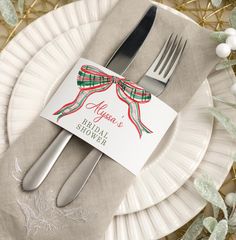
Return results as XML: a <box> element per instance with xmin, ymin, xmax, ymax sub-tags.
<box><xmin>0</xmin><ymin>0</ymin><xmax>219</xmax><ymax>239</ymax></box>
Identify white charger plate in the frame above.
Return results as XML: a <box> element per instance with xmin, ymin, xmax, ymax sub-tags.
<box><xmin>0</xmin><ymin>0</ymin><xmax>235</xmax><ymax>238</ymax></box>
<box><xmin>6</xmin><ymin>37</ymin><xmax>236</xmax><ymax>238</ymax></box>
<box><xmin>3</xmin><ymin>0</ymin><xmax>213</xmax><ymax>215</ymax></box>
<box><xmin>7</xmin><ymin>25</ymin><xmax>213</xmax><ymax>215</ymax></box>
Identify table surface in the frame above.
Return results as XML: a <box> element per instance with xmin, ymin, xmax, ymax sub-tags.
<box><xmin>1</xmin><ymin>0</ymin><xmax>236</xmax><ymax>239</ymax></box>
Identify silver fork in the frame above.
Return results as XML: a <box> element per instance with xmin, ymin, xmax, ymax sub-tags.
<box><xmin>56</xmin><ymin>34</ymin><xmax>187</xmax><ymax>207</ymax></box>
<box><xmin>138</xmin><ymin>34</ymin><xmax>187</xmax><ymax>95</ymax></box>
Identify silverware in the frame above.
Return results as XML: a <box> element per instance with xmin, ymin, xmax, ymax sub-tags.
<box><xmin>138</xmin><ymin>34</ymin><xmax>187</xmax><ymax>95</ymax></box>
<box><xmin>22</xmin><ymin>5</ymin><xmax>157</xmax><ymax>192</ymax></box>
<box><xmin>56</xmin><ymin>34</ymin><xmax>187</xmax><ymax>207</ymax></box>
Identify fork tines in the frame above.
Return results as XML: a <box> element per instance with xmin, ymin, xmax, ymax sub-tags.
<box><xmin>138</xmin><ymin>33</ymin><xmax>187</xmax><ymax>96</ymax></box>
<box><xmin>155</xmin><ymin>34</ymin><xmax>187</xmax><ymax>80</ymax></box>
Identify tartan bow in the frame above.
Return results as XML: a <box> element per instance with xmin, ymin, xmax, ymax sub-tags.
<box><xmin>53</xmin><ymin>65</ymin><xmax>152</xmax><ymax>137</ymax></box>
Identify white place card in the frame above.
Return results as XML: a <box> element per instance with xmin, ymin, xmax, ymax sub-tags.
<box><xmin>41</xmin><ymin>58</ymin><xmax>177</xmax><ymax>175</ymax></box>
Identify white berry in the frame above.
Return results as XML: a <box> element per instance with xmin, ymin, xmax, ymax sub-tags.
<box><xmin>231</xmin><ymin>83</ymin><xmax>236</xmax><ymax>96</ymax></box>
<box><xmin>216</xmin><ymin>43</ymin><xmax>231</xmax><ymax>58</ymax></box>
<box><xmin>225</xmin><ymin>192</ymin><xmax>236</xmax><ymax>207</ymax></box>
<box><xmin>226</xmin><ymin>35</ymin><xmax>236</xmax><ymax>50</ymax></box>
<box><xmin>225</xmin><ymin>28</ymin><xmax>236</xmax><ymax>36</ymax></box>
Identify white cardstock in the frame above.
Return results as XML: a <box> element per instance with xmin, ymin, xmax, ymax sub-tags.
<box><xmin>41</xmin><ymin>58</ymin><xmax>177</xmax><ymax>175</ymax></box>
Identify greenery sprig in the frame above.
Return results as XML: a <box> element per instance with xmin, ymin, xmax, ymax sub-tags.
<box><xmin>211</xmin><ymin>0</ymin><xmax>236</xmax><ymax>8</ymax></box>
<box><xmin>0</xmin><ymin>0</ymin><xmax>24</xmax><ymax>26</ymax></box>
<box><xmin>212</xmin><ymin>7</ymin><xmax>236</xmax><ymax>70</ymax></box>
<box><xmin>182</xmin><ymin>175</ymin><xmax>236</xmax><ymax>240</ymax></box>
<box><xmin>182</xmin><ymin>81</ymin><xmax>236</xmax><ymax>240</ymax></box>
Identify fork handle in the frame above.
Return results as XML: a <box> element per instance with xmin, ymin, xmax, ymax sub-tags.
<box><xmin>22</xmin><ymin>129</ymin><xmax>73</xmax><ymax>191</ymax></box>
<box><xmin>56</xmin><ymin>148</ymin><xmax>103</xmax><ymax>207</ymax></box>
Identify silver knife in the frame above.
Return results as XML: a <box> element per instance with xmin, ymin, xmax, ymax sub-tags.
<box><xmin>22</xmin><ymin>6</ymin><xmax>157</xmax><ymax>192</ymax></box>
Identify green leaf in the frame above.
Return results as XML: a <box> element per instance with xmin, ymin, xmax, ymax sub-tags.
<box><xmin>18</xmin><ymin>0</ymin><xmax>24</xmax><ymax>15</ymax></box>
<box><xmin>213</xmin><ymin>205</ymin><xmax>220</xmax><ymax>219</ymax></box>
<box><xmin>230</xmin><ymin>7</ymin><xmax>236</xmax><ymax>29</ymax></box>
<box><xmin>209</xmin><ymin>220</ymin><xmax>228</xmax><ymax>240</ymax></box>
<box><xmin>208</xmin><ymin>107</ymin><xmax>236</xmax><ymax>139</ymax></box>
<box><xmin>232</xmin><ymin>152</ymin><xmax>236</xmax><ymax>162</ymax></box>
<box><xmin>228</xmin><ymin>225</ymin><xmax>236</xmax><ymax>234</ymax></box>
<box><xmin>0</xmin><ymin>0</ymin><xmax>18</xmax><ymax>26</ymax></box>
<box><xmin>211</xmin><ymin>31</ymin><xmax>228</xmax><ymax>43</ymax></box>
<box><xmin>181</xmin><ymin>214</ymin><xmax>204</xmax><ymax>240</ymax></box>
<box><xmin>229</xmin><ymin>216</ymin><xmax>236</xmax><ymax>227</ymax></box>
<box><xmin>203</xmin><ymin>217</ymin><xmax>218</xmax><ymax>233</ymax></box>
<box><xmin>213</xmin><ymin>97</ymin><xmax>236</xmax><ymax>109</ymax></box>
<box><xmin>211</xmin><ymin>0</ymin><xmax>222</xmax><ymax>7</ymax></box>
<box><xmin>228</xmin><ymin>210</ymin><xmax>236</xmax><ymax>226</ymax></box>
<box><xmin>216</xmin><ymin>59</ymin><xmax>236</xmax><ymax>70</ymax></box>
<box><xmin>194</xmin><ymin>175</ymin><xmax>228</xmax><ymax>219</ymax></box>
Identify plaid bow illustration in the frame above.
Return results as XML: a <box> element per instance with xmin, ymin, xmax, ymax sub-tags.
<box><xmin>53</xmin><ymin>65</ymin><xmax>153</xmax><ymax>137</ymax></box>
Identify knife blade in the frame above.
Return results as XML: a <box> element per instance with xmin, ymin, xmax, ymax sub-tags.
<box><xmin>22</xmin><ymin>5</ymin><xmax>157</xmax><ymax>193</ymax></box>
<box><xmin>55</xmin><ymin>6</ymin><xmax>157</xmax><ymax>207</ymax></box>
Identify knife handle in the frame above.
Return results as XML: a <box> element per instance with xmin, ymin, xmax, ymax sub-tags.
<box><xmin>57</xmin><ymin>148</ymin><xmax>103</xmax><ymax>207</ymax></box>
<box><xmin>22</xmin><ymin>129</ymin><xmax>73</xmax><ymax>191</ymax></box>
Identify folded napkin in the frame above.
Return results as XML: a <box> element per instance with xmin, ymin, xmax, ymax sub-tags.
<box><xmin>0</xmin><ymin>0</ymin><xmax>219</xmax><ymax>239</ymax></box>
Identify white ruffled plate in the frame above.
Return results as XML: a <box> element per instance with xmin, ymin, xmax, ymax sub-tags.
<box><xmin>5</xmin><ymin>1</ymin><xmax>213</xmax><ymax>214</ymax></box>
<box><xmin>0</xmin><ymin>0</ymin><xmax>234</xmax><ymax>238</ymax></box>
